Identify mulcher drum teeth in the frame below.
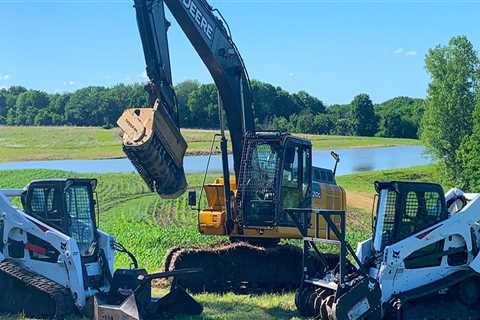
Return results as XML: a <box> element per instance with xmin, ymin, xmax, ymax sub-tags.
<box><xmin>0</xmin><ymin>260</ymin><xmax>75</xmax><ymax>319</ymax></box>
<box><xmin>123</xmin><ymin>132</ymin><xmax>187</xmax><ymax>199</ymax></box>
<box><xmin>163</xmin><ymin>242</ymin><xmax>338</xmax><ymax>294</ymax></box>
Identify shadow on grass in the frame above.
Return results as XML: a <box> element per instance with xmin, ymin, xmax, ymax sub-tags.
<box><xmin>177</xmin><ymin>299</ymin><xmax>299</xmax><ymax>320</ymax></box>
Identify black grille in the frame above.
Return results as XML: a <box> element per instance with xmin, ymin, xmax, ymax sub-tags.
<box><xmin>237</xmin><ymin>140</ymin><xmax>281</xmax><ymax>225</ymax></box>
<box><xmin>381</xmin><ymin>190</ymin><xmax>397</xmax><ymax>248</ymax></box>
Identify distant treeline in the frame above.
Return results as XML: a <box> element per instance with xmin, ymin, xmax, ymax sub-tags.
<box><xmin>0</xmin><ymin>80</ymin><xmax>424</xmax><ymax>139</ymax></box>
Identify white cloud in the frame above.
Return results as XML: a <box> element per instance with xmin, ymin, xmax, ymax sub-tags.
<box><xmin>140</xmin><ymin>71</ymin><xmax>148</xmax><ymax>80</ymax></box>
<box><xmin>405</xmin><ymin>50</ymin><xmax>417</xmax><ymax>56</ymax></box>
<box><xmin>394</xmin><ymin>48</ymin><xmax>417</xmax><ymax>57</ymax></box>
<box><xmin>288</xmin><ymin>72</ymin><xmax>295</xmax><ymax>77</ymax></box>
<box><xmin>63</xmin><ymin>80</ymin><xmax>76</xmax><ymax>86</ymax></box>
<box><xmin>0</xmin><ymin>74</ymin><xmax>11</xmax><ymax>81</ymax></box>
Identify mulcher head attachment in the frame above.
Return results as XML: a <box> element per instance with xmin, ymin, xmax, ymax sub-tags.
<box><xmin>117</xmin><ymin>100</ymin><xmax>188</xmax><ymax>199</ymax></box>
<box><xmin>296</xmin><ymin>276</ymin><xmax>382</xmax><ymax>320</ymax></box>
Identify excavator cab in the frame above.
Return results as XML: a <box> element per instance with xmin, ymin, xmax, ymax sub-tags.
<box><xmin>237</xmin><ymin>132</ymin><xmax>312</xmax><ymax>228</ymax></box>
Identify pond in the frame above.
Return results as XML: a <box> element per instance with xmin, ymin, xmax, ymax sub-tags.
<box><xmin>0</xmin><ymin>145</ymin><xmax>433</xmax><ymax>176</ymax></box>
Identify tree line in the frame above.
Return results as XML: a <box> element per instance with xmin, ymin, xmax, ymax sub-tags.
<box><xmin>420</xmin><ymin>35</ymin><xmax>480</xmax><ymax>190</ymax></box>
<box><xmin>0</xmin><ymin>80</ymin><xmax>425</xmax><ymax>139</ymax></box>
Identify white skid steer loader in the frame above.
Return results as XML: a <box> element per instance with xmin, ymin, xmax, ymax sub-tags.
<box><xmin>0</xmin><ymin>178</ymin><xmax>202</xmax><ymax>319</ymax></box>
<box><xmin>289</xmin><ymin>180</ymin><xmax>480</xmax><ymax>320</ymax></box>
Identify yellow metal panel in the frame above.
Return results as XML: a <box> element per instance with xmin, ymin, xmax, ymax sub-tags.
<box><xmin>198</xmin><ymin>210</ymin><xmax>226</xmax><ymax>235</ymax></box>
<box><xmin>310</xmin><ymin>183</ymin><xmax>346</xmax><ymax>241</ymax></box>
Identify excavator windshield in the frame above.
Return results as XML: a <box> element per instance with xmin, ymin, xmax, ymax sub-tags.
<box><xmin>239</xmin><ymin>141</ymin><xmax>282</xmax><ymax>226</ymax></box>
<box><xmin>237</xmin><ymin>135</ymin><xmax>312</xmax><ymax>227</ymax></box>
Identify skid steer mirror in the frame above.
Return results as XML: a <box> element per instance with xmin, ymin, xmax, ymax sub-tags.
<box><xmin>188</xmin><ymin>190</ymin><xmax>197</xmax><ymax>208</ymax></box>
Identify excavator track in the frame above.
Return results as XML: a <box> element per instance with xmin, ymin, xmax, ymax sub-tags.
<box><xmin>0</xmin><ymin>260</ymin><xmax>75</xmax><ymax>319</ymax></box>
<box><xmin>163</xmin><ymin>242</ymin><xmax>338</xmax><ymax>294</ymax></box>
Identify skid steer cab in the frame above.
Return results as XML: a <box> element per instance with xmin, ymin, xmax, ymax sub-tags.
<box><xmin>292</xmin><ymin>180</ymin><xmax>480</xmax><ymax>320</ymax></box>
<box><xmin>0</xmin><ymin>178</ymin><xmax>202</xmax><ymax>319</ymax></box>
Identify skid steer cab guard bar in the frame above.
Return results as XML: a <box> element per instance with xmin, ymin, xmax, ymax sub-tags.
<box><xmin>285</xmin><ymin>208</ymin><xmax>366</xmax><ymax>286</ymax></box>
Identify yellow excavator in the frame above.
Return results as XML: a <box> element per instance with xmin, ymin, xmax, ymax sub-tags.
<box><xmin>118</xmin><ymin>0</ymin><xmax>346</xmax><ymax>292</ymax></box>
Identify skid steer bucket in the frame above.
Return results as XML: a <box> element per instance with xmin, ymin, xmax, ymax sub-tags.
<box><xmin>94</xmin><ymin>268</ymin><xmax>203</xmax><ymax>320</ymax></box>
<box><xmin>117</xmin><ymin>100</ymin><xmax>187</xmax><ymax>199</ymax></box>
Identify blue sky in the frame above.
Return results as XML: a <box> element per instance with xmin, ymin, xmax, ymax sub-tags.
<box><xmin>0</xmin><ymin>0</ymin><xmax>479</xmax><ymax>104</ymax></box>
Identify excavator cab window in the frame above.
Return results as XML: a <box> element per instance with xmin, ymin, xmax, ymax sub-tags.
<box><xmin>241</xmin><ymin>141</ymin><xmax>281</xmax><ymax>226</ymax></box>
<box><xmin>280</xmin><ymin>142</ymin><xmax>312</xmax><ymax>225</ymax></box>
<box><xmin>239</xmin><ymin>137</ymin><xmax>312</xmax><ymax>227</ymax></box>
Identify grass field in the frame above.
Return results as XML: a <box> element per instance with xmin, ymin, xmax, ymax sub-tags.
<box><xmin>0</xmin><ymin>165</ymin><xmax>441</xmax><ymax>319</ymax></box>
<box><xmin>0</xmin><ymin>126</ymin><xmax>419</xmax><ymax>163</ymax></box>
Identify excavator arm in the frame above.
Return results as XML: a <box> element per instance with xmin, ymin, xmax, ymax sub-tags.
<box><xmin>160</xmin><ymin>0</ymin><xmax>255</xmax><ymax>173</ymax></box>
<box><xmin>118</xmin><ymin>0</ymin><xmax>255</xmax><ymax>199</ymax></box>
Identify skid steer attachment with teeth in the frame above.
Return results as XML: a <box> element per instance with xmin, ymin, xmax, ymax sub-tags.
<box><xmin>117</xmin><ymin>100</ymin><xmax>188</xmax><ymax>199</ymax></box>
<box><xmin>287</xmin><ymin>208</ymin><xmax>382</xmax><ymax>320</ymax></box>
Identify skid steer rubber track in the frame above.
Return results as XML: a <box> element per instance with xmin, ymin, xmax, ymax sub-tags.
<box><xmin>0</xmin><ymin>260</ymin><xmax>74</xmax><ymax>319</ymax></box>
<box><xmin>162</xmin><ymin>242</ymin><xmax>338</xmax><ymax>294</ymax></box>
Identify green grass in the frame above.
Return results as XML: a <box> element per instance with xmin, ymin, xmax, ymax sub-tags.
<box><xmin>175</xmin><ymin>292</ymin><xmax>299</xmax><ymax>320</ymax></box>
<box><xmin>0</xmin><ymin>164</ymin><xmax>440</xmax><ymax>319</ymax></box>
<box><xmin>336</xmin><ymin>164</ymin><xmax>444</xmax><ymax>193</ymax></box>
<box><xmin>0</xmin><ymin>126</ymin><xmax>419</xmax><ymax>163</ymax></box>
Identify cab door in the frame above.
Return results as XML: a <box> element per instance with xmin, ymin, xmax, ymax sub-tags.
<box><xmin>278</xmin><ymin>140</ymin><xmax>312</xmax><ymax>226</ymax></box>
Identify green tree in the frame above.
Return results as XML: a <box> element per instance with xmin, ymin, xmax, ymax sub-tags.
<box><xmin>293</xmin><ymin>91</ymin><xmax>325</xmax><ymax>114</ymax></box>
<box><xmin>48</xmin><ymin>94</ymin><xmax>70</xmax><ymax>125</ymax></box>
<box><xmin>313</xmin><ymin>113</ymin><xmax>334</xmax><ymax>134</ymax></box>
<box><xmin>377</xmin><ymin>108</ymin><xmax>417</xmax><ymax>139</ymax></box>
<box><xmin>349</xmin><ymin>94</ymin><xmax>378</xmax><ymax>136</ymax></box>
<box><xmin>65</xmin><ymin>87</ymin><xmax>110</xmax><ymax>126</ymax></box>
<box><xmin>0</xmin><ymin>91</ymin><xmax>6</xmax><ymax>124</ymax></box>
<box><xmin>375</xmin><ymin>96</ymin><xmax>425</xmax><ymax>138</ymax></box>
<box><xmin>175</xmin><ymin>80</ymin><xmax>200</xmax><ymax>126</ymax></box>
<box><xmin>421</xmin><ymin>36</ymin><xmax>479</xmax><ymax>182</ymax></box>
<box><xmin>273</xmin><ymin>88</ymin><xmax>301</xmax><ymax>119</ymax></box>
<box><xmin>292</xmin><ymin>111</ymin><xmax>317</xmax><ymax>133</ymax></box>
<box><xmin>270</xmin><ymin>116</ymin><xmax>291</xmax><ymax>132</ymax></box>
<box><xmin>251</xmin><ymin>80</ymin><xmax>277</xmax><ymax>126</ymax></box>
<box><xmin>187</xmin><ymin>84</ymin><xmax>218</xmax><ymax>128</ymax></box>
<box><xmin>12</xmin><ymin>90</ymin><xmax>50</xmax><ymax>125</ymax></box>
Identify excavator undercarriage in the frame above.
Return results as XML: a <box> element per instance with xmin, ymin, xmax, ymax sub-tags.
<box><xmin>163</xmin><ymin>242</ymin><xmax>339</xmax><ymax>294</ymax></box>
